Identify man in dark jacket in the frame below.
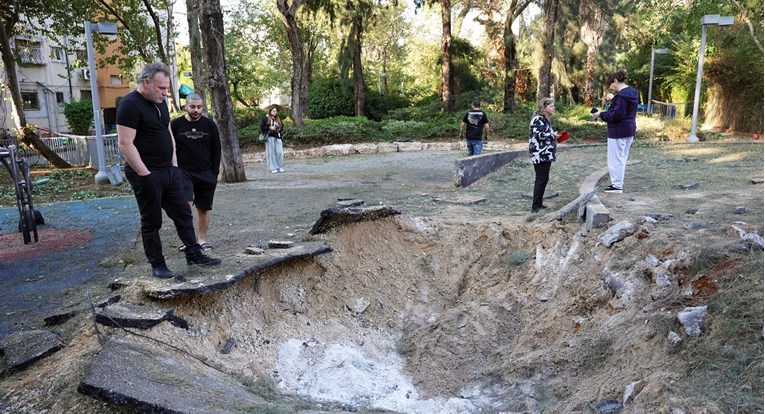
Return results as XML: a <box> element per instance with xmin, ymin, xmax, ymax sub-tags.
<box><xmin>117</xmin><ymin>62</ymin><xmax>221</xmax><ymax>279</ymax></box>
<box><xmin>171</xmin><ymin>93</ymin><xmax>221</xmax><ymax>252</ymax></box>
<box><xmin>592</xmin><ymin>69</ymin><xmax>639</xmax><ymax>193</ymax></box>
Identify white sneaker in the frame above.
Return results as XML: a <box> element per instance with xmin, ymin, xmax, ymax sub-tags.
<box><xmin>278</xmin><ymin>168</ymin><xmax>285</xmax><ymax>173</ymax></box>
<box><xmin>271</xmin><ymin>169</ymin><xmax>278</xmax><ymax>174</ymax></box>
<box><xmin>603</xmin><ymin>185</ymin><xmax>623</xmax><ymax>193</ymax></box>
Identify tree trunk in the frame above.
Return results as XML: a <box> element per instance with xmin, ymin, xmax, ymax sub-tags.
<box><xmin>0</xmin><ymin>22</ymin><xmax>70</xmax><ymax>168</ymax></box>
<box><xmin>440</xmin><ymin>0</ymin><xmax>454</xmax><ymax>113</ymax></box>
<box><xmin>453</xmin><ymin>0</ymin><xmax>471</xmax><ymax>37</ymax></box>
<box><xmin>579</xmin><ymin>2</ymin><xmax>608</xmax><ymax>107</ymax></box>
<box><xmin>536</xmin><ymin>0</ymin><xmax>558</xmax><ymax>101</ymax></box>
<box><xmin>198</xmin><ymin>0</ymin><xmax>246</xmax><ymax>183</ymax></box>
<box><xmin>352</xmin><ymin>12</ymin><xmax>365</xmax><ymax>116</ymax></box>
<box><xmin>276</xmin><ymin>0</ymin><xmax>307</xmax><ymax>129</ymax></box>
<box><xmin>503</xmin><ymin>16</ymin><xmax>517</xmax><ymax>113</ymax></box>
<box><xmin>186</xmin><ymin>0</ymin><xmax>208</xmax><ymax>114</ymax></box>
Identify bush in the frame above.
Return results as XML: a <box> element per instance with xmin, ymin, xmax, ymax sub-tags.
<box><xmin>364</xmin><ymin>91</ymin><xmax>411</xmax><ymax>122</ymax></box>
<box><xmin>62</xmin><ymin>99</ymin><xmax>93</xmax><ymax>136</ymax></box>
<box><xmin>237</xmin><ymin>124</ymin><xmax>264</xmax><ymax>149</ymax></box>
<box><xmin>234</xmin><ymin>107</ymin><xmax>266</xmax><ymax>129</ymax></box>
<box><xmin>291</xmin><ymin>116</ymin><xmax>387</xmax><ymax>146</ymax></box>
<box><xmin>308</xmin><ymin>78</ymin><xmax>354</xmax><ymax>119</ymax></box>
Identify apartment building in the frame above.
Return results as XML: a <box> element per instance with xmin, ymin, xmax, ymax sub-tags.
<box><xmin>1</xmin><ymin>32</ymin><xmax>131</xmax><ymax>136</ymax></box>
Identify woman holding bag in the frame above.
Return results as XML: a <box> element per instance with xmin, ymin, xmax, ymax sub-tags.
<box><xmin>260</xmin><ymin>105</ymin><xmax>285</xmax><ymax>173</ymax></box>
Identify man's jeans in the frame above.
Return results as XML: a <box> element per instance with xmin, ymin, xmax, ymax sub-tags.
<box><xmin>467</xmin><ymin>140</ymin><xmax>483</xmax><ymax>156</ymax></box>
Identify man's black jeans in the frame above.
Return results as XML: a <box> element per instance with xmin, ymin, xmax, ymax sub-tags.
<box><xmin>126</xmin><ymin>166</ymin><xmax>200</xmax><ymax>266</ymax></box>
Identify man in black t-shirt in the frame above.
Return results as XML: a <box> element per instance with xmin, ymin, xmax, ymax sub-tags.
<box><xmin>117</xmin><ymin>62</ymin><xmax>221</xmax><ymax>279</ymax></box>
<box><xmin>171</xmin><ymin>93</ymin><xmax>221</xmax><ymax>252</ymax></box>
<box><xmin>459</xmin><ymin>100</ymin><xmax>490</xmax><ymax>156</ymax></box>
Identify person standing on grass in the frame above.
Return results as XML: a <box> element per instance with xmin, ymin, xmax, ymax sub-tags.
<box><xmin>260</xmin><ymin>105</ymin><xmax>285</xmax><ymax>173</ymax></box>
<box><xmin>592</xmin><ymin>69</ymin><xmax>639</xmax><ymax>193</ymax></box>
<box><xmin>529</xmin><ymin>97</ymin><xmax>560</xmax><ymax>213</ymax></box>
<box><xmin>117</xmin><ymin>62</ymin><xmax>221</xmax><ymax>280</ymax></box>
<box><xmin>460</xmin><ymin>99</ymin><xmax>490</xmax><ymax>156</ymax></box>
<box><xmin>171</xmin><ymin>93</ymin><xmax>221</xmax><ymax>252</ymax></box>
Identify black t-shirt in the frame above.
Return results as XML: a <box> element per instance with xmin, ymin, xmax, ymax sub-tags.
<box><xmin>171</xmin><ymin>116</ymin><xmax>222</xmax><ymax>175</ymax></box>
<box><xmin>116</xmin><ymin>90</ymin><xmax>173</xmax><ymax>170</ymax></box>
<box><xmin>462</xmin><ymin>109</ymin><xmax>489</xmax><ymax>141</ymax></box>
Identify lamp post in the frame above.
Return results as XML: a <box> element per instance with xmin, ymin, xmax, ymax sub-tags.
<box><xmin>647</xmin><ymin>48</ymin><xmax>668</xmax><ymax>115</ymax></box>
<box><xmin>84</xmin><ymin>21</ymin><xmax>118</xmax><ymax>184</ymax></box>
<box><xmin>687</xmin><ymin>14</ymin><xmax>734</xmax><ymax>142</ymax></box>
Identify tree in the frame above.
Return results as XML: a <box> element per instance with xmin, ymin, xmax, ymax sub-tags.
<box><xmin>275</xmin><ymin>0</ymin><xmax>310</xmax><ymax>128</ymax></box>
<box><xmin>0</xmin><ymin>0</ymin><xmax>86</xmax><ymax>168</ymax></box>
<box><xmin>579</xmin><ymin>2</ymin><xmax>609</xmax><ymax>107</ymax></box>
<box><xmin>185</xmin><ymin>0</ymin><xmax>207</xmax><ymax>112</ymax></box>
<box><xmin>502</xmin><ymin>0</ymin><xmax>533</xmax><ymax>112</ymax></box>
<box><xmin>92</xmin><ymin>0</ymin><xmax>180</xmax><ymax>110</ymax></box>
<box><xmin>536</xmin><ymin>0</ymin><xmax>559</xmax><ymax>101</ymax></box>
<box><xmin>414</xmin><ymin>0</ymin><xmax>454</xmax><ymax>112</ymax></box>
<box><xmin>198</xmin><ymin>0</ymin><xmax>246</xmax><ymax>183</ymax></box>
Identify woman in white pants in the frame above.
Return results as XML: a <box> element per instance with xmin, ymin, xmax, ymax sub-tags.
<box><xmin>260</xmin><ymin>105</ymin><xmax>285</xmax><ymax>173</ymax></box>
<box><xmin>592</xmin><ymin>69</ymin><xmax>639</xmax><ymax>193</ymax></box>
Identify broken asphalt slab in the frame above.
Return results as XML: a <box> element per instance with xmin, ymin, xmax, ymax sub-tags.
<box><xmin>142</xmin><ymin>241</ymin><xmax>332</xmax><ymax>299</ymax></box>
<box><xmin>77</xmin><ymin>337</ymin><xmax>271</xmax><ymax>413</ymax></box>
<box><xmin>309</xmin><ymin>205</ymin><xmax>401</xmax><ymax>235</ymax></box>
<box><xmin>0</xmin><ymin>330</ymin><xmax>63</xmax><ymax>374</ymax></box>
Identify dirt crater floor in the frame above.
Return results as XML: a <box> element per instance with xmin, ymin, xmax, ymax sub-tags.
<box><xmin>1</xmin><ymin>143</ymin><xmax>763</xmax><ymax>413</ymax></box>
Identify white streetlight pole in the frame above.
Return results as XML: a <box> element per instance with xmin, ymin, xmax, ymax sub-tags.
<box><xmin>647</xmin><ymin>48</ymin><xmax>668</xmax><ymax>115</ymax></box>
<box><xmin>84</xmin><ymin>21</ymin><xmax>118</xmax><ymax>184</ymax></box>
<box><xmin>687</xmin><ymin>14</ymin><xmax>734</xmax><ymax>142</ymax></box>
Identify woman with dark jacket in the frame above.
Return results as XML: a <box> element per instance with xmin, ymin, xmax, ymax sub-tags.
<box><xmin>529</xmin><ymin>97</ymin><xmax>560</xmax><ymax>213</ymax></box>
<box><xmin>592</xmin><ymin>69</ymin><xmax>639</xmax><ymax>193</ymax></box>
<box><xmin>260</xmin><ymin>105</ymin><xmax>285</xmax><ymax>173</ymax></box>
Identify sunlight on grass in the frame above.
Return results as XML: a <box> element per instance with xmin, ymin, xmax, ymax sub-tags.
<box><xmin>665</xmin><ymin>146</ymin><xmax>724</xmax><ymax>157</ymax></box>
<box><xmin>708</xmin><ymin>152</ymin><xmax>754</xmax><ymax>163</ymax></box>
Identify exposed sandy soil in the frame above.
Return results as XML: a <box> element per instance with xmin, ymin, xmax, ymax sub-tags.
<box><xmin>1</xmin><ymin>142</ymin><xmax>763</xmax><ymax>413</ymax></box>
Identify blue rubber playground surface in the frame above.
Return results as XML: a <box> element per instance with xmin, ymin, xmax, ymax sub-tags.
<box><xmin>0</xmin><ymin>197</ymin><xmax>138</xmax><ymax>338</ymax></box>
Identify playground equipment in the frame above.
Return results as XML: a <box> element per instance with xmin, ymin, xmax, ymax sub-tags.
<box><xmin>0</xmin><ymin>145</ymin><xmax>42</xmax><ymax>244</ymax></box>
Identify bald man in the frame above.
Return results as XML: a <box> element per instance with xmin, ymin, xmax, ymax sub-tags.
<box><xmin>171</xmin><ymin>93</ymin><xmax>222</xmax><ymax>252</ymax></box>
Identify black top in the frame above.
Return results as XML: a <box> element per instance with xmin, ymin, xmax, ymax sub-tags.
<box><xmin>171</xmin><ymin>116</ymin><xmax>222</xmax><ymax>175</ymax></box>
<box><xmin>462</xmin><ymin>109</ymin><xmax>489</xmax><ymax>141</ymax></box>
<box><xmin>116</xmin><ymin>90</ymin><xmax>173</xmax><ymax>170</ymax></box>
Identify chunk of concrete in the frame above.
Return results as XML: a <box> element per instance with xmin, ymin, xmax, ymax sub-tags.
<box><xmin>0</xmin><ymin>330</ymin><xmax>63</xmax><ymax>374</ymax></box>
<box><xmin>677</xmin><ymin>306</ymin><xmax>708</xmax><ymax>338</ymax></box>
<box><xmin>586</xmin><ymin>201</ymin><xmax>611</xmax><ymax>230</ymax></box>
<box><xmin>598</xmin><ymin>220</ymin><xmax>639</xmax><ymax>247</ymax></box>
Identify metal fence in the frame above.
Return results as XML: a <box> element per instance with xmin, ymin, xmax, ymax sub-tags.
<box><xmin>649</xmin><ymin>100</ymin><xmax>691</xmax><ymax>119</ymax></box>
<box><xmin>0</xmin><ymin>134</ymin><xmax>123</xmax><ymax>168</ymax></box>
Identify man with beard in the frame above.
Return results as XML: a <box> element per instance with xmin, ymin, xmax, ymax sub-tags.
<box><xmin>171</xmin><ymin>93</ymin><xmax>222</xmax><ymax>252</ymax></box>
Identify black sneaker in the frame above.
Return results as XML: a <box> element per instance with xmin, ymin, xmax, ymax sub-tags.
<box><xmin>187</xmin><ymin>253</ymin><xmax>222</xmax><ymax>267</ymax></box>
<box><xmin>603</xmin><ymin>185</ymin><xmax>623</xmax><ymax>193</ymax></box>
<box><xmin>152</xmin><ymin>264</ymin><xmax>175</xmax><ymax>279</ymax></box>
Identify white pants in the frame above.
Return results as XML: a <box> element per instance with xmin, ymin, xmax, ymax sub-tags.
<box><xmin>607</xmin><ymin>136</ymin><xmax>633</xmax><ymax>189</ymax></box>
<box><xmin>266</xmin><ymin>137</ymin><xmax>284</xmax><ymax>171</ymax></box>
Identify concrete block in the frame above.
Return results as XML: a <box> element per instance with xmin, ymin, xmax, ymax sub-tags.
<box><xmin>586</xmin><ymin>201</ymin><xmax>611</xmax><ymax>230</ymax></box>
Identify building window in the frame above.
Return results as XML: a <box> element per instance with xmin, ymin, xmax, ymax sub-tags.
<box><xmin>50</xmin><ymin>46</ymin><xmax>66</xmax><ymax>62</ymax></box>
<box><xmin>75</xmin><ymin>49</ymin><xmax>87</xmax><ymax>65</ymax></box>
<box><xmin>56</xmin><ymin>92</ymin><xmax>65</xmax><ymax>106</ymax></box>
<box><xmin>21</xmin><ymin>91</ymin><xmax>40</xmax><ymax>110</ymax></box>
<box><xmin>15</xmin><ymin>39</ymin><xmax>44</xmax><ymax>65</ymax></box>
<box><xmin>80</xmin><ymin>90</ymin><xmax>92</xmax><ymax>101</ymax></box>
